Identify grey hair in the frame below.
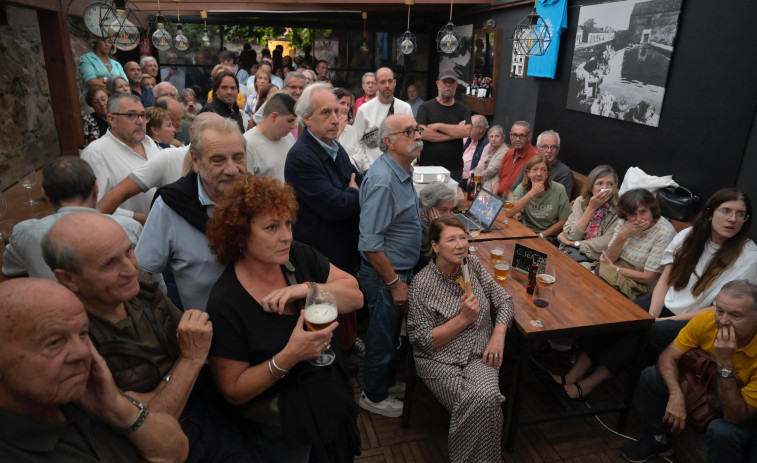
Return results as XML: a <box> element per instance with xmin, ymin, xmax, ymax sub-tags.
<box><xmin>152</xmin><ymin>82</ymin><xmax>178</xmax><ymax>98</ymax></box>
<box><xmin>511</xmin><ymin>120</ymin><xmax>531</xmax><ymax>132</ymax></box>
<box><xmin>189</xmin><ymin>117</ymin><xmax>244</xmax><ymax>160</ymax></box>
<box><xmin>536</xmin><ymin>130</ymin><xmax>561</xmax><ymax>147</ymax></box>
<box><xmin>283</xmin><ymin>71</ymin><xmax>306</xmax><ymax>87</ymax></box>
<box><xmin>106</xmin><ymin>93</ymin><xmax>141</xmax><ymax>114</ymax></box>
<box><xmin>139</xmin><ymin>56</ymin><xmax>157</xmax><ymax>68</ymax></box>
<box><xmin>720</xmin><ymin>280</ymin><xmax>757</xmax><ymax>312</ymax></box>
<box><xmin>419</xmin><ymin>182</ymin><xmax>458</xmax><ymax>211</ymax></box>
<box><xmin>361</xmin><ymin>72</ymin><xmax>376</xmax><ymax>84</ymax></box>
<box><xmin>488</xmin><ymin>124</ymin><xmax>504</xmax><ymax>136</ymax></box>
<box><xmin>377</xmin><ymin>118</ymin><xmax>394</xmax><ymax>152</ymax></box>
<box><xmin>41</xmin><ymin>231</ymin><xmax>82</xmax><ymax>275</ymax></box>
<box><xmin>295</xmin><ymin>83</ymin><xmax>334</xmax><ymax>125</ymax></box>
<box><xmin>472</xmin><ymin>115</ymin><xmax>489</xmax><ymax>129</ymax></box>
<box><xmin>302</xmin><ymin>69</ymin><xmax>317</xmax><ymax>80</ymax></box>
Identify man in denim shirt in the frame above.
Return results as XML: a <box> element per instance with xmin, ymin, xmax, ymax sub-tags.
<box><xmin>358</xmin><ymin>114</ymin><xmax>423</xmax><ymax>417</ymax></box>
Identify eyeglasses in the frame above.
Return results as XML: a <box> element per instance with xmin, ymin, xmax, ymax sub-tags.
<box><xmin>538</xmin><ymin>144</ymin><xmax>559</xmax><ymax>151</ymax></box>
<box><xmin>510</xmin><ymin>132</ymin><xmax>530</xmax><ymax>139</ymax></box>
<box><xmin>390</xmin><ymin>126</ymin><xmax>424</xmax><ymax>138</ymax></box>
<box><xmin>112</xmin><ymin>112</ymin><xmax>150</xmax><ymax>122</ymax></box>
<box><xmin>715</xmin><ymin>207</ymin><xmax>750</xmax><ymax>222</ymax></box>
<box><xmin>530</xmin><ymin>168</ymin><xmax>549</xmax><ymax>174</ymax></box>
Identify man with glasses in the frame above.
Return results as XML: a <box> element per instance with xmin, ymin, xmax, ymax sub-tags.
<box><xmin>358</xmin><ymin>113</ymin><xmax>423</xmax><ymax>418</ymax></box>
<box><xmin>352</xmin><ymin>67</ymin><xmax>413</xmax><ymax>171</ymax></box>
<box><xmin>81</xmin><ymin>94</ymin><xmax>163</xmax><ymax>219</ymax></box>
<box><xmin>495</xmin><ymin>120</ymin><xmax>537</xmax><ymax>196</ymax></box>
<box><xmin>416</xmin><ymin>69</ymin><xmax>472</xmax><ymax>184</ymax></box>
<box><xmin>354</xmin><ymin>72</ymin><xmax>377</xmax><ymax>115</ymax></box>
<box><xmin>510</xmin><ymin>129</ymin><xmax>574</xmax><ymax>195</ymax></box>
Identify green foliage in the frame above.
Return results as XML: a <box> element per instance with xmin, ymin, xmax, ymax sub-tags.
<box><xmin>224</xmin><ymin>26</ymin><xmax>325</xmax><ymax>48</ymax></box>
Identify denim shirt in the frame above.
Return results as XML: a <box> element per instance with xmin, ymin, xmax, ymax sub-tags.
<box><xmin>359</xmin><ymin>152</ymin><xmax>421</xmax><ymax>270</ymax></box>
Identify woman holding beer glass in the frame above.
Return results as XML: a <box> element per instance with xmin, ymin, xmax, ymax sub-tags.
<box><xmin>408</xmin><ymin>216</ymin><xmax>514</xmax><ymax>462</ymax></box>
<box><xmin>205</xmin><ymin>175</ymin><xmax>362</xmax><ymax>462</ymax></box>
<box><xmin>557</xmin><ymin>165</ymin><xmax>621</xmax><ymax>262</ymax></box>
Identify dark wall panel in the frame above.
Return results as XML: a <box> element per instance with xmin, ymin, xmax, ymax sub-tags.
<box><xmin>532</xmin><ymin>0</ymin><xmax>757</xmax><ymax>203</ymax></box>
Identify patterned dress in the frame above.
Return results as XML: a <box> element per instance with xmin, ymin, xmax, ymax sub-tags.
<box><xmin>408</xmin><ymin>255</ymin><xmax>514</xmax><ymax>463</ymax></box>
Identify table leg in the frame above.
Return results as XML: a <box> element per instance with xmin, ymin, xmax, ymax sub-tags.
<box><xmin>505</xmin><ymin>333</ymin><xmax>531</xmax><ymax>452</ymax></box>
<box><xmin>617</xmin><ymin>327</ymin><xmax>650</xmax><ymax>432</ymax></box>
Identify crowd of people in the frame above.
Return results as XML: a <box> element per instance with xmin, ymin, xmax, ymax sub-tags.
<box><xmin>0</xmin><ymin>42</ymin><xmax>755</xmax><ymax>463</ymax></box>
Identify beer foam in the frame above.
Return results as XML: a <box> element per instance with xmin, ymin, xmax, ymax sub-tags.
<box><xmin>305</xmin><ymin>303</ymin><xmax>338</xmax><ymax>324</ymax></box>
<box><xmin>537</xmin><ymin>274</ymin><xmax>555</xmax><ymax>284</ymax></box>
<box><xmin>491</xmin><ymin>249</ymin><xmax>504</xmax><ymax>255</ymax></box>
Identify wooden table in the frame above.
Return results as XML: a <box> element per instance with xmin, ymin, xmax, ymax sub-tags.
<box><xmin>467</xmin><ymin>214</ymin><xmax>654</xmax><ymax>451</ymax></box>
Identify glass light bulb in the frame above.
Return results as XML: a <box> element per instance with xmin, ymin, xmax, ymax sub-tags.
<box><xmin>107</xmin><ymin>9</ymin><xmax>139</xmax><ymax>51</ymax></box>
<box><xmin>174</xmin><ymin>25</ymin><xmax>189</xmax><ymax>51</ymax></box>
<box><xmin>151</xmin><ymin>23</ymin><xmax>172</xmax><ymax>50</ymax></box>
<box><xmin>400</xmin><ymin>38</ymin><xmax>415</xmax><ymax>55</ymax></box>
<box><xmin>360</xmin><ymin>41</ymin><xmax>369</xmax><ymax>54</ymax></box>
<box><xmin>441</xmin><ymin>33</ymin><xmax>458</xmax><ymax>53</ymax></box>
<box><xmin>201</xmin><ymin>29</ymin><xmax>211</xmax><ymax>47</ymax></box>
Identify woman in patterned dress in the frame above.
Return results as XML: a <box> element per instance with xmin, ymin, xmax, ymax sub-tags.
<box><xmin>408</xmin><ymin>216</ymin><xmax>514</xmax><ymax>462</ymax></box>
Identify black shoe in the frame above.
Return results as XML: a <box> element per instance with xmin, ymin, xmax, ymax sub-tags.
<box><xmin>343</xmin><ymin>361</ymin><xmax>359</xmax><ymax>376</ymax></box>
<box><xmin>621</xmin><ymin>434</ymin><xmax>673</xmax><ymax>463</ymax></box>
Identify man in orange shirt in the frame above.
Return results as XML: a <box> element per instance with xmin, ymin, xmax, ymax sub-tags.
<box><xmin>496</xmin><ymin>120</ymin><xmax>536</xmax><ymax>196</ymax></box>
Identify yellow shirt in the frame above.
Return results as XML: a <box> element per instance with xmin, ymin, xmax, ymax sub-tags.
<box><xmin>207</xmin><ymin>90</ymin><xmax>246</xmax><ymax>109</ymax></box>
<box><xmin>674</xmin><ymin>310</ymin><xmax>757</xmax><ymax>408</ymax></box>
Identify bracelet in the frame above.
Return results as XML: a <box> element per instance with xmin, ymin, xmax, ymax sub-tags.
<box><xmin>271</xmin><ymin>355</ymin><xmax>289</xmax><ymax>374</ymax></box>
<box><xmin>304</xmin><ymin>281</ymin><xmax>316</xmax><ymax>290</ymax></box>
<box><xmin>114</xmin><ymin>391</ymin><xmax>149</xmax><ymax>434</ymax></box>
<box><xmin>385</xmin><ymin>275</ymin><xmax>401</xmax><ymax>287</ymax></box>
<box><xmin>268</xmin><ymin>359</ymin><xmax>285</xmax><ymax>379</ymax></box>
<box><xmin>161</xmin><ymin>373</ymin><xmax>171</xmax><ymax>383</ymax></box>
<box><xmin>527</xmin><ymin>191</ymin><xmax>534</xmax><ymax>199</ymax></box>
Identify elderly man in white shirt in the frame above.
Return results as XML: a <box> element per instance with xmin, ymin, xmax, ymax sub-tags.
<box><xmin>81</xmin><ymin>94</ymin><xmax>163</xmax><ymax>221</ymax></box>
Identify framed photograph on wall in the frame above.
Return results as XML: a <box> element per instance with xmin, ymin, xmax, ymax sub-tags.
<box><xmin>565</xmin><ymin>0</ymin><xmax>683</xmax><ymax>127</ymax></box>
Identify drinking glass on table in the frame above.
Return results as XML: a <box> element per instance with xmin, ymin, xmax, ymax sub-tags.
<box><xmin>466</xmin><ymin>215</ymin><xmax>483</xmax><ymax>252</ymax></box>
<box><xmin>502</xmin><ymin>197</ymin><xmax>514</xmax><ymax>226</ymax></box>
<box><xmin>304</xmin><ymin>284</ymin><xmax>338</xmax><ymax>366</ymax></box>
<box><xmin>494</xmin><ymin>262</ymin><xmax>510</xmax><ymax>281</ymax></box>
<box><xmin>489</xmin><ymin>245</ymin><xmax>504</xmax><ymax>264</ymax></box>
<box><xmin>530</xmin><ymin>261</ymin><xmax>555</xmax><ymax>328</ymax></box>
<box><xmin>17</xmin><ymin>164</ymin><xmax>38</xmax><ymax>206</ymax></box>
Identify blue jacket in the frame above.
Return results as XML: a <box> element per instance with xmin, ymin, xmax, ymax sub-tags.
<box><xmin>284</xmin><ymin>130</ymin><xmax>363</xmax><ymax>273</ymax></box>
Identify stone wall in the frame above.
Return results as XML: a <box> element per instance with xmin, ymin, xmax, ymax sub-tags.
<box><xmin>0</xmin><ymin>6</ymin><xmax>60</xmax><ymax>190</ymax></box>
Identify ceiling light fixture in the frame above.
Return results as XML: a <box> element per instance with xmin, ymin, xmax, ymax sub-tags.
<box><xmin>172</xmin><ymin>0</ymin><xmax>189</xmax><ymax>51</ymax></box>
<box><xmin>512</xmin><ymin>2</ymin><xmax>552</xmax><ymax>56</ymax></box>
<box><xmin>150</xmin><ymin>0</ymin><xmax>172</xmax><ymax>50</ymax></box>
<box><xmin>201</xmin><ymin>10</ymin><xmax>211</xmax><ymax>48</ymax></box>
<box><xmin>399</xmin><ymin>0</ymin><xmax>416</xmax><ymax>55</ymax></box>
<box><xmin>436</xmin><ymin>0</ymin><xmax>458</xmax><ymax>54</ymax></box>
<box><xmin>359</xmin><ymin>11</ymin><xmax>369</xmax><ymax>55</ymax></box>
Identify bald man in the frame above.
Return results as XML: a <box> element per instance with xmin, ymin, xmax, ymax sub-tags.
<box><xmin>0</xmin><ymin>278</ymin><xmax>188</xmax><ymax>462</ymax></box>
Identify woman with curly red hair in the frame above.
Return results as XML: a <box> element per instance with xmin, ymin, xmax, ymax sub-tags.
<box><xmin>205</xmin><ymin>175</ymin><xmax>363</xmax><ymax>462</ymax></box>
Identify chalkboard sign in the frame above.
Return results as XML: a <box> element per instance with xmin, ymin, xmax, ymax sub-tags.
<box><xmin>512</xmin><ymin>244</ymin><xmax>547</xmax><ymax>274</ymax></box>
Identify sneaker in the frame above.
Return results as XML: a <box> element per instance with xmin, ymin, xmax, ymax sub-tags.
<box><xmin>388</xmin><ymin>381</ymin><xmax>406</xmax><ymax>399</ymax></box>
<box><xmin>352</xmin><ymin>338</ymin><xmax>366</xmax><ymax>358</ymax></box>
<box><xmin>621</xmin><ymin>434</ymin><xmax>673</xmax><ymax>463</ymax></box>
<box><xmin>359</xmin><ymin>392</ymin><xmax>403</xmax><ymax>418</ymax></box>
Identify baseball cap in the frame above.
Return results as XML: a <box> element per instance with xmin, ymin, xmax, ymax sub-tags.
<box><xmin>438</xmin><ymin>68</ymin><xmax>462</xmax><ymax>84</ymax></box>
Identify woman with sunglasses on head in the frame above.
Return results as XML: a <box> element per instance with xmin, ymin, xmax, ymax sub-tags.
<box><xmin>644</xmin><ymin>188</ymin><xmax>757</xmax><ymax>355</ymax></box>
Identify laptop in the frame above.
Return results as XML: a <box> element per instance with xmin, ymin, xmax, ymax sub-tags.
<box><xmin>456</xmin><ymin>188</ymin><xmax>505</xmax><ymax>233</ymax></box>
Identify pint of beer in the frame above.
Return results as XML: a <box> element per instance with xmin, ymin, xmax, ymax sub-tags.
<box><xmin>304</xmin><ymin>303</ymin><xmax>338</xmax><ymax>332</ymax></box>
<box><xmin>495</xmin><ymin>263</ymin><xmax>510</xmax><ymax>281</ymax></box>
<box><xmin>490</xmin><ymin>247</ymin><xmax>504</xmax><ymax>264</ymax></box>
<box><xmin>536</xmin><ymin>274</ymin><xmax>555</xmax><ymax>287</ymax></box>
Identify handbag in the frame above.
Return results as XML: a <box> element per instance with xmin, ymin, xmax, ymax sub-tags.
<box><xmin>677</xmin><ymin>348</ymin><xmax>722</xmax><ymax>432</ymax></box>
<box><xmin>657</xmin><ymin>186</ymin><xmax>700</xmax><ymax>222</ymax></box>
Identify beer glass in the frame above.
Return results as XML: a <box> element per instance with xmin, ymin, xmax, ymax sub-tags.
<box><xmin>17</xmin><ymin>164</ymin><xmax>38</xmax><ymax>206</ymax></box>
<box><xmin>530</xmin><ymin>261</ymin><xmax>555</xmax><ymax>328</ymax></box>
<box><xmin>490</xmin><ymin>246</ymin><xmax>504</xmax><ymax>264</ymax></box>
<box><xmin>494</xmin><ymin>262</ymin><xmax>509</xmax><ymax>281</ymax></box>
<box><xmin>304</xmin><ymin>284</ymin><xmax>338</xmax><ymax>366</ymax></box>
<box><xmin>466</xmin><ymin>215</ymin><xmax>482</xmax><ymax>252</ymax></box>
<box><xmin>502</xmin><ymin>199</ymin><xmax>514</xmax><ymax>226</ymax></box>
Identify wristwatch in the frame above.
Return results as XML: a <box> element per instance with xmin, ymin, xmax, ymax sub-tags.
<box><xmin>717</xmin><ymin>368</ymin><xmax>734</xmax><ymax>379</ymax></box>
<box><xmin>574</xmin><ymin>241</ymin><xmax>580</xmax><ymax>248</ymax></box>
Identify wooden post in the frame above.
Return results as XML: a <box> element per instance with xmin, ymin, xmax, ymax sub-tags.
<box><xmin>37</xmin><ymin>7</ymin><xmax>84</xmax><ymax>156</ymax></box>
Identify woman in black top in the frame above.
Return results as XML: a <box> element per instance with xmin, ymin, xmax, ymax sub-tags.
<box><xmin>206</xmin><ymin>175</ymin><xmax>362</xmax><ymax>463</ymax></box>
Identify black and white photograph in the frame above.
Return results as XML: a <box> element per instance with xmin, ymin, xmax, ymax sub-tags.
<box><xmin>439</xmin><ymin>24</ymin><xmax>473</xmax><ymax>84</ymax></box>
<box><xmin>566</xmin><ymin>0</ymin><xmax>683</xmax><ymax>127</ymax></box>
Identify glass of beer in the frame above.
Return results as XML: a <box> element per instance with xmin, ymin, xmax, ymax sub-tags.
<box><xmin>304</xmin><ymin>285</ymin><xmax>338</xmax><ymax>366</ymax></box>
<box><xmin>495</xmin><ymin>263</ymin><xmax>509</xmax><ymax>281</ymax></box>
<box><xmin>530</xmin><ymin>261</ymin><xmax>555</xmax><ymax>328</ymax></box>
<box><xmin>502</xmin><ymin>199</ymin><xmax>515</xmax><ymax>226</ymax></box>
<box><xmin>490</xmin><ymin>246</ymin><xmax>504</xmax><ymax>264</ymax></box>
